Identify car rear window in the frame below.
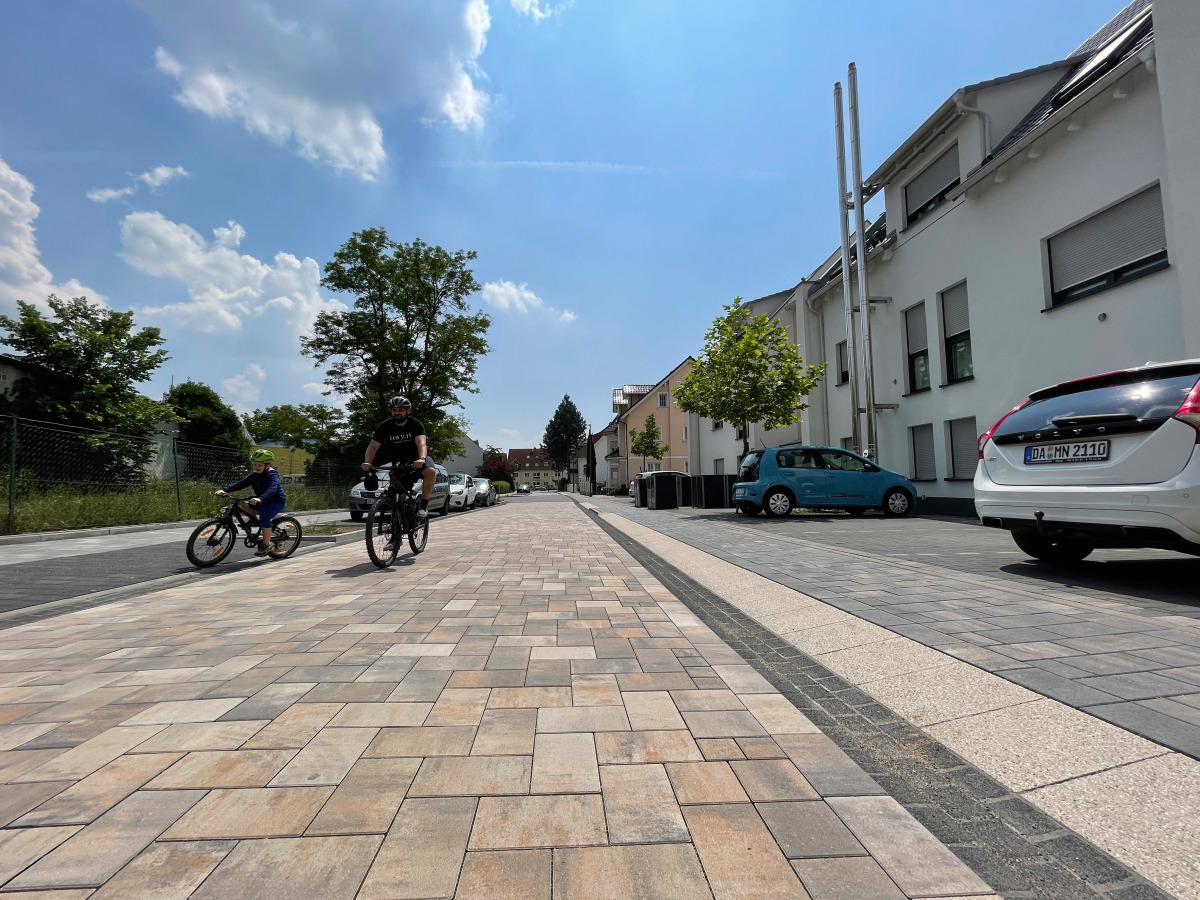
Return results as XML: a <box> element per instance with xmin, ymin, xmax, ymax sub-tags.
<box><xmin>996</xmin><ymin>372</ymin><xmax>1200</xmax><ymax>440</ymax></box>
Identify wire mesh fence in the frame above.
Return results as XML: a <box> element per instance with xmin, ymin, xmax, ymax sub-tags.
<box><xmin>1</xmin><ymin>417</ymin><xmax>361</xmax><ymax>535</ymax></box>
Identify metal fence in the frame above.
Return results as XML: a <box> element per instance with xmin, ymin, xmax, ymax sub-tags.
<box><xmin>1</xmin><ymin>416</ymin><xmax>361</xmax><ymax>535</ymax></box>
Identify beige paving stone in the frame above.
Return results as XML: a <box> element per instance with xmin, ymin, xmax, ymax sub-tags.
<box><xmin>536</xmin><ymin>706</ymin><xmax>630</xmax><ymax>733</ymax></box>
<box><xmin>0</xmin><ymin>749</ymin><xmax>65</xmax><ymax>782</ymax></box>
<box><xmin>409</xmin><ymin>754</ymin><xmax>533</xmax><ymax>796</ymax></box>
<box><xmin>18</xmin><ymin>753</ymin><xmax>182</xmax><ymax>825</ymax></box>
<box><xmin>388</xmin><ymin>669</ymin><xmax>453</xmax><ymax>702</ymax></box>
<box><xmin>0</xmin><ymin>780</ymin><xmax>74</xmax><ymax>828</ymax></box>
<box><xmin>121</xmin><ymin>699</ymin><xmax>245</xmax><ymax>726</ymax></box>
<box><xmin>365</xmin><ymin>725</ymin><xmax>478</xmax><ymax>757</ymax></box>
<box><xmin>697</xmin><ymin>738</ymin><xmax>746</xmax><ymax>761</ymax></box>
<box><xmin>307</xmin><ymin>757</ymin><xmax>421</xmax><ymax>835</ymax></box>
<box><xmin>571</xmin><ymin>674</ymin><xmax>623</xmax><ymax>707</ymax></box>
<box><xmin>160</xmin><ymin>786</ymin><xmax>334</xmax><ymax>840</ymax></box>
<box><xmin>670</xmin><ymin>689</ymin><xmax>746</xmax><ymax>711</ymax></box>
<box><xmin>615</xmin><ymin>672</ymin><xmax>697</xmax><ymax>692</ymax></box>
<box><xmin>595</xmin><ymin>730</ymin><xmax>704</xmax><ymax>764</ymax></box>
<box><xmin>731</xmin><ymin>759</ymin><xmax>820</xmax><ymax>802</ymax></box>
<box><xmin>269</xmin><ymin>726</ymin><xmax>377</xmax><ymax>786</ymax></box>
<box><xmin>383</xmin><ymin>642</ymin><xmax>457</xmax><ymax>657</ymax></box>
<box><xmin>530</xmin><ymin>647</ymin><xmax>596</xmax><ymax>660</ymax></box>
<box><xmin>469</xmin><ymin>794</ymin><xmax>607</xmax><ymax>850</ymax></box>
<box><xmin>858</xmin><ymin>664</ymin><xmax>1039</xmax><ymax>728</ymax></box>
<box><xmin>738</xmin><ymin>737</ymin><xmax>786</xmax><ymax>759</ymax></box>
<box><xmin>683</xmin><ymin>803</ymin><xmax>810</xmax><ymax>899</ymax></box>
<box><xmin>0</xmin><ymin>890</ymin><xmax>94</xmax><ymax>899</ymax></box>
<box><xmin>359</xmin><ymin>797</ymin><xmax>477</xmax><ymax>900</ymax></box>
<box><xmin>147</xmin><ymin>749</ymin><xmax>297</xmax><ymax>789</ymax></box>
<box><xmin>790</xmin><ymin>857</ymin><xmax>905</xmax><ymax>900</ymax></box>
<box><xmin>0</xmin><ymin>825</ymin><xmax>80</xmax><ymax>885</ymax></box>
<box><xmin>425</xmin><ymin>688</ymin><xmax>491</xmax><ymax>726</ymax></box>
<box><xmin>599</xmin><ymin>764</ymin><xmax>689</xmax><ymax>844</ymax></box>
<box><xmin>0</xmin><ymin>721</ymin><xmax>60</xmax><ymax>750</ymax></box>
<box><xmin>240</xmin><ymin>703</ymin><xmax>342</xmax><ymax>749</ymax></box>
<box><xmin>740</xmin><ymin>694</ymin><xmax>821</xmax><ymax>736</ymax></box>
<box><xmin>448</xmin><ymin>669</ymin><xmax>525</xmax><ymax>688</ymax></box>
<box><xmin>473</xmin><ymin>709</ymin><xmax>537</xmax><ymax>756</ymax></box>
<box><xmin>558</xmin><ymin>845</ymin><xmax>713</xmax><ymax>900</ymax></box>
<box><xmin>326</xmin><ymin>702</ymin><xmax>432</xmax><ymax>728</ymax></box>
<box><xmin>681</xmin><ymin>710</ymin><xmax>769</xmax><ymax>739</ymax></box>
<box><xmin>622</xmin><ymin>691</ymin><xmax>686</xmax><ymax>730</ymax></box>
<box><xmin>488</xmin><ymin>687</ymin><xmax>573</xmax><ymax>709</ymax></box>
<box><xmin>20</xmin><ymin>726</ymin><xmax>167</xmax><ymax>782</ymax></box>
<box><xmin>758</xmin><ymin>802</ymin><xmax>867</xmax><ymax>859</ymax></box>
<box><xmin>666</xmin><ymin>762</ymin><xmax>750</xmax><ymax>804</ymax></box>
<box><xmin>89</xmin><ymin>839</ymin><xmax>236</xmax><ymax>900</ymax></box>
<box><xmin>532</xmin><ymin>733</ymin><xmax>599</xmax><ymax>793</ymax></box>
<box><xmin>131</xmin><ymin>720</ymin><xmax>269</xmax><ymax>753</ymax></box>
<box><xmin>189</xmin><ymin>834</ymin><xmax>382</xmax><ymax>900</ymax></box>
<box><xmin>711</xmin><ymin>664</ymin><xmax>777</xmax><ymax>694</ymax></box>
<box><xmin>455</xmin><ymin>849</ymin><xmax>551</xmax><ymax>899</ymax></box>
<box><xmin>8</xmin><ymin>790</ymin><xmax>204</xmax><ymax>890</ymax></box>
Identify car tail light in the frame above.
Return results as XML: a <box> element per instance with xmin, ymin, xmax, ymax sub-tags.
<box><xmin>1172</xmin><ymin>379</ymin><xmax>1200</xmax><ymax>442</ymax></box>
<box><xmin>978</xmin><ymin>402</ymin><xmax>1027</xmax><ymax>459</ymax></box>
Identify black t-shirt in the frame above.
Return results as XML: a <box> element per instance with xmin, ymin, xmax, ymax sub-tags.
<box><xmin>372</xmin><ymin>415</ymin><xmax>426</xmax><ymax>465</ymax></box>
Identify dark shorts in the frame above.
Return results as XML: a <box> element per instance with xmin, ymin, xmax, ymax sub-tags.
<box><xmin>388</xmin><ymin>457</ymin><xmax>436</xmax><ymax>489</ymax></box>
<box><xmin>255</xmin><ymin>501</ymin><xmax>286</xmax><ymax>528</ymax></box>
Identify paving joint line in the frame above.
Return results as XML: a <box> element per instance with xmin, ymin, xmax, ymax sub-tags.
<box><xmin>577</xmin><ymin>499</ymin><xmax>1176</xmax><ymax>900</ymax></box>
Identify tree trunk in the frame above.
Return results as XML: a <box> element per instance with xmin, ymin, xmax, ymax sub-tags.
<box><xmin>741</xmin><ymin>422</ymin><xmax>750</xmax><ymax>460</ymax></box>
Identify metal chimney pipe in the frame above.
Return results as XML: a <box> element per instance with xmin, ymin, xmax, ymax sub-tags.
<box><xmin>848</xmin><ymin>63</ymin><xmax>878</xmax><ymax>461</ymax></box>
<box><xmin>834</xmin><ymin>82</ymin><xmax>862</xmax><ymax>455</ymax></box>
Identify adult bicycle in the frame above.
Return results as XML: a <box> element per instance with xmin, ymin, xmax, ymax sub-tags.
<box><xmin>364</xmin><ymin>462</ymin><xmax>429</xmax><ymax>568</ymax></box>
<box><xmin>186</xmin><ymin>493</ymin><xmax>303</xmax><ymax>568</ymax></box>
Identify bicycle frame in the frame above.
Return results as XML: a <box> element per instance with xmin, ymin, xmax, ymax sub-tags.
<box><xmin>220</xmin><ymin>494</ymin><xmax>271</xmax><ymax>547</ymax></box>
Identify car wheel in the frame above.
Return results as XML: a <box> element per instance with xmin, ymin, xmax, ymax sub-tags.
<box><xmin>350</xmin><ymin>510</ymin><xmax>364</xmax><ymax>521</ymax></box>
<box><xmin>737</xmin><ymin>502</ymin><xmax>762</xmax><ymax>516</ymax></box>
<box><xmin>881</xmin><ymin>488</ymin><xmax>912</xmax><ymax>517</ymax></box>
<box><xmin>1011</xmin><ymin>531</ymin><xmax>1094</xmax><ymax>563</ymax></box>
<box><xmin>438</xmin><ymin>496</ymin><xmax>450</xmax><ymax>516</ymax></box>
<box><xmin>763</xmin><ymin>488</ymin><xmax>794</xmax><ymax>518</ymax></box>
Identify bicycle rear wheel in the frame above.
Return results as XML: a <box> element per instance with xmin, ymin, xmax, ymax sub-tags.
<box><xmin>366</xmin><ymin>495</ymin><xmax>399</xmax><ymax>568</ymax></box>
<box><xmin>408</xmin><ymin>502</ymin><xmax>428</xmax><ymax>554</ymax></box>
<box><xmin>268</xmin><ymin>516</ymin><xmax>303</xmax><ymax>559</ymax></box>
<box><xmin>187</xmin><ymin>518</ymin><xmax>234</xmax><ymax>568</ymax></box>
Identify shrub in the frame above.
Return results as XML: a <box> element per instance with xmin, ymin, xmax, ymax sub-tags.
<box><xmin>557</xmin><ymin>477</ymin><xmax>569</xmax><ymax>491</ymax></box>
<box><xmin>493</xmin><ymin>481</ymin><xmax>511</xmax><ymax>494</ymax></box>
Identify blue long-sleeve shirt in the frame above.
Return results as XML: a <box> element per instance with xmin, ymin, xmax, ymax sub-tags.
<box><xmin>223</xmin><ymin>467</ymin><xmax>287</xmax><ymax>504</ymax></box>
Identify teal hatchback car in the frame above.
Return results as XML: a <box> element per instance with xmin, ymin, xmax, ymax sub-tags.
<box><xmin>733</xmin><ymin>445</ymin><xmax>916</xmax><ymax>518</ymax></box>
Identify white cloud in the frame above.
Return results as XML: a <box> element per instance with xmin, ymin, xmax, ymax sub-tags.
<box><xmin>510</xmin><ymin>0</ymin><xmax>573</xmax><ymax>21</ymax></box>
<box><xmin>122</xmin><ymin>211</ymin><xmax>343</xmax><ymax>334</ymax></box>
<box><xmin>135</xmin><ymin>1</ymin><xmax>494</xmax><ymax>179</ymax></box>
<box><xmin>482</xmin><ymin>279</ymin><xmax>576</xmax><ymax>324</ymax></box>
<box><xmin>222</xmin><ymin>363</ymin><xmax>265</xmax><ymax>411</ymax></box>
<box><xmin>0</xmin><ymin>154</ymin><xmax>105</xmax><ymax>311</ymax></box>
<box><xmin>88</xmin><ymin>164</ymin><xmax>189</xmax><ymax>203</ymax></box>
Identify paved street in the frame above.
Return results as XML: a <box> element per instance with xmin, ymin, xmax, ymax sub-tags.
<box><xmin>590</xmin><ymin>497</ymin><xmax>1200</xmax><ymax>759</ymax></box>
<box><xmin>0</xmin><ymin>497</ymin><xmax>1007</xmax><ymax>899</ymax></box>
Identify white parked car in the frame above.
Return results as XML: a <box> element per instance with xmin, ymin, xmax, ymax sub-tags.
<box><xmin>975</xmin><ymin>360</ymin><xmax>1200</xmax><ymax>562</ymax></box>
<box><xmin>447</xmin><ymin>474</ymin><xmax>478</xmax><ymax>511</ymax></box>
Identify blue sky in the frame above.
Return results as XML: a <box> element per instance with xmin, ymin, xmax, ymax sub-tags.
<box><xmin>0</xmin><ymin>0</ymin><xmax>1123</xmax><ymax>451</ymax></box>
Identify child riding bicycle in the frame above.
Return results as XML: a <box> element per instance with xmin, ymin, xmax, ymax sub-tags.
<box><xmin>215</xmin><ymin>449</ymin><xmax>288</xmax><ymax>557</ymax></box>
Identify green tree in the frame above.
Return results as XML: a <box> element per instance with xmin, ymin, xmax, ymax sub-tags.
<box><xmin>244</xmin><ymin>403</ymin><xmax>350</xmax><ymax>456</ymax></box>
<box><xmin>477</xmin><ymin>445</ymin><xmax>518</xmax><ymax>481</ymax></box>
<box><xmin>300</xmin><ymin>228</ymin><xmax>490</xmax><ymax>460</ymax></box>
<box><xmin>0</xmin><ymin>295</ymin><xmax>174</xmax><ymax>434</ymax></box>
<box><xmin>542</xmin><ymin>394</ymin><xmax>588</xmax><ymax>473</ymax></box>
<box><xmin>675</xmin><ymin>297</ymin><xmax>825</xmax><ymax>459</ymax></box>
<box><xmin>165</xmin><ymin>381</ymin><xmax>248</xmax><ymax>450</ymax></box>
<box><xmin>629</xmin><ymin>413</ymin><xmax>670</xmax><ymax>471</ymax></box>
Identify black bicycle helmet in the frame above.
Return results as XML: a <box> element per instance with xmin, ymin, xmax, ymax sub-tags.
<box><xmin>389</xmin><ymin>396</ymin><xmax>411</xmax><ymax>409</ymax></box>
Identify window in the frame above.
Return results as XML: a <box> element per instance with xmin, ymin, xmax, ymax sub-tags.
<box><xmin>658</xmin><ymin>392</ymin><xmax>668</xmax><ymax>408</ymax></box>
<box><xmin>1048</xmin><ymin>185</ymin><xmax>1169</xmax><ymax>307</ymax></box>
<box><xmin>817</xmin><ymin>449</ymin><xmax>868</xmax><ymax>472</ymax></box>
<box><xmin>734</xmin><ymin>426</ymin><xmax>746</xmax><ymax>441</ymax></box>
<box><xmin>835</xmin><ymin>341</ymin><xmax>848</xmax><ymax>385</ymax></box>
<box><xmin>776</xmin><ymin>449</ymin><xmax>822</xmax><ymax>468</ymax></box>
<box><xmin>646</xmin><ymin>461</ymin><xmax>662</xmax><ymax>472</ymax></box>
<box><xmin>712</xmin><ymin>421</ymin><xmax>724</xmax><ymax>430</ymax></box>
<box><xmin>684</xmin><ymin>461</ymin><xmax>689</xmax><ymax>474</ymax></box>
<box><xmin>904</xmin><ymin>144</ymin><xmax>959</xmax><ymax>227</ymax></box>
<box><xmin>609</xmin><ymin>464</ymin><xmax>619</xmax><ymax>481</ymax></box>
<box><xmin>948</xmin><ymin>417</ymin><xmax>978</xmax><ymax>479</ymax></box>
<box><xmin>911</xmin><ymin>424</ymin><xmax>936</xmax><ymax>480</ymax></box>
<box><xmin>608</xmin><ymin>439</ymin><xmax>618</xmax><ymax>455</ymax></box>
<box><xmin>941</xmin><ymin>282</ymin><xmax>972</xmax><ymax>383</ymax></box>
<box><xmin>905</xmin><ymin>304</ymin><xmax>930</xmax><ymax>393</ymax></box>
<box><xmin>713</xmin><ymin>459</ymin><xmax>725</xmax><ymax>476</ymax></box>
<box><xmin>682</xmin><ymin>425</ymin><xmax>688</xmax><ymax>442</ymax></box>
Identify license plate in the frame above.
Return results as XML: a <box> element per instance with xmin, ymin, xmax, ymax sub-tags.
<box><xmin>733</xmin><ymin>487</ymin><xmax>746</xmax><ymax>498</ymax></box>
<box><xmin>1024</xmin><ymin>440</ymin><xmax>1109</xmax><ymax>465</ymax></box>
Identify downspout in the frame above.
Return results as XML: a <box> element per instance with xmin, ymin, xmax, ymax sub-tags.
<box><xmin>955</xmin><ymin>89</ymin><xmax>992</xmax><ymax>157</ymax></box>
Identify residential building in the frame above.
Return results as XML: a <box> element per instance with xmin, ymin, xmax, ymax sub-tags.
<box><xmin>611</xmin><ymin>358</ymin><xmax>694</xmax><ymax>485</ymax></box>
<box><xmin>0</xmin><ymin>354</ymin><xmax>30</xmax><ymax>397</ymax></box>
<box><xmin>595</xmin><ymin>418</ymin><xmax>621</xmax><ymax>489</ymax></box>
<box><xmin>508</xmin><ymin>447</ymin><xmax>565</xmax><ymax>490</ymax></box>
<box><xmin>440</xmin><ymin>434</ymin><xmax>485</xmax><ymax>478</ymax></box>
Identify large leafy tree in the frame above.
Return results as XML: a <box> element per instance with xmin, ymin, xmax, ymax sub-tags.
<box><xmin>300</xmin><ymin>229</ymin><xmax>489</xmax><ymax>461</ymax></box>
<box><xmin>243</xmin><ymin>403</ymin><xmax>347</xmax><ymax>455</ymax></box>
<box><xmin>542</xmin><ymin>394</ymin><xmax>588</xmax><ymax>473</ymax></box>
<box><xmin>477</xmin><ymin>444</ymin><xmax>518</xmax><ymax>482</ymax></box>
<box><xmin>675</xmin><ymin>297</ymin><xmax>825</xmax><ymax>459</ymax></box>
<box><xmin>0</xmin><ymin>295</ymin><xmax>174</xmax><ymax>434</ymax></box>
<box><xmin>629</xmin><ymin>413</ymin><xmax>670</xmax><ymax>470</ymax></box>
<box><xmin>165</xmin><ymin>381</ymin><xmax>248</xmax><ymax>450</ymax></box>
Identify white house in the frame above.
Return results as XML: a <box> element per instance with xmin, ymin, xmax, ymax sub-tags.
<box><xmin>440</xmin><ymin>434</ymin><xmax>485</xmax><ymax>478</ymax></box>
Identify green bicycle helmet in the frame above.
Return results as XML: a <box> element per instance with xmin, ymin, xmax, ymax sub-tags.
<box><xmin>249</xmin><ymin>449</ymin><xmax>275</xmax><ymax>463</ymax></box>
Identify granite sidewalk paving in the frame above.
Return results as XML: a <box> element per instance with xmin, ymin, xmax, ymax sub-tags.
<box><xmin>0</xmin><ymin>500</ymin><xmax>996</xmax><ymax>898</ymax></box>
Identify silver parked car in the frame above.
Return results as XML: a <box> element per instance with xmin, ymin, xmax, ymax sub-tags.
<box><xmin>473</xmin><ymin>477</ymin><xmax>498</xmax><ymax>507</ymax></box>
<box><xmin>349</xmin><ymin>463</ymin><xmax>449</xmax><ymax>520</ymax></box>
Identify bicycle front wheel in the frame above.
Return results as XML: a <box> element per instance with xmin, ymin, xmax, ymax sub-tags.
<box><xmin>268</xmin><ymin>516</ymin><xmax>303</xmax><ymax>559</ymax></box>
<box><xmin>408</xmin><ymin>503</ymin><xmax>428</xmax><ymax>554</ymax></box>
<box><xmin>187</xmin><ymin>518</ymin><xmax>234</xmax><ymax>568</ymax></box>
<box><xmin>366</xmin><ymin>495</ymin><xmax>399</xmax><ymax>568</ymax></box>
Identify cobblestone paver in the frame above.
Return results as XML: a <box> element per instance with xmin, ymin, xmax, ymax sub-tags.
<box><xmin>0</xmin><ymin>500</ymin><xmax>996</xmax><ymax>898</ymax></box>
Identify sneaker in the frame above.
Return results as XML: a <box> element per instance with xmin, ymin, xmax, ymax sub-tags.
<box><xmin>382</xmin><ymin>540</ymin><xmax>396</xmax><ymax>552</ymax></box>
<box><xmin>254</xmin><ymin>545</ymin><xmax>271</xmax><ymax>557</ymax></box>
<box><xmin>417</xmin><ymin>499</ymin><xmax>429</xmax><ymax>518</ymax></box>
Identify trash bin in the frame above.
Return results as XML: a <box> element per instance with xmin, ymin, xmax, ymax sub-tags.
<box><xmin>633</xmin><ymin>476</ymin><xmax>649</xmax><ymax>509</ymax></box>
<box><xmin>646</xmin><ymin>472</ymin><xmax>679</xmax><ymax>510</ymax></box>
<box><xmin>692</xmin><ymin>474</ymin><xmax>734</xmax><ymax>508</ymax></box>
<box><xmin>675</xmin><ymin>474</ymin><xmax>692</xmax><ymax>507</ymax></box>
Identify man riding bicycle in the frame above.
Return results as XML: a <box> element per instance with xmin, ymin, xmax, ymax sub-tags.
<box><xmin>362</xmin><ymin>396</ymin><xmax>437</xmax><ymax>526</ymax></box>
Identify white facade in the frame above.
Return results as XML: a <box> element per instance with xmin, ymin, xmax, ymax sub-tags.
<box><xmin>440</xmin><ymin>434</ymin><xmax>485</xmax><ymax>478</ymax></box>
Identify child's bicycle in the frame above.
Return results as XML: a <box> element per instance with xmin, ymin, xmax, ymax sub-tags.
<box><xmin>186</xmin><ymin>493</ymin><xmax>303</xmax><ymax>568</ymax></box>
<box><xmin>364</xmin><ymin>462</ymin><xmax>429</xmax><ymax>568</ymax></box>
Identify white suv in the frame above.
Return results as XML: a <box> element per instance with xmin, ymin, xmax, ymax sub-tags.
<box><xmin>975</xmin><ymin>360</ymin><xmax>1200</xmax><ymax>563</ymax></box>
